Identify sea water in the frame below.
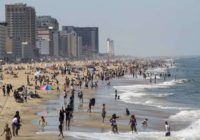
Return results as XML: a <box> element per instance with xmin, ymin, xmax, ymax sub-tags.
<box><xmin>37</xmin><ymin>56</ymin><xmax>200</xmax><ymax>140</ymax></box>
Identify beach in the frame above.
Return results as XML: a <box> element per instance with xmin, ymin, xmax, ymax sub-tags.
<box><xmin>0</xmin><ymin>57</ymin><xmax>199</xmax><ymax>140</ymax></box>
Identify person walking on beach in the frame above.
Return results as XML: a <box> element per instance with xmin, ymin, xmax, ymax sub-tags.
<box><xmin>63</xmin><ymin>91</ymin><xmax>67</xmax><ymax>107</ymax></box>
<box><xmin>27</xmin><ymin>75</ymin><xmax>30</xmax><ymax>85</ymax></box>
<box><xmin>59</xmin><ymin>108</ymin><xmax>65</xmax><ymax>125</ymax></box>
<box><xmin>78</xmin><ymin>91</ymin><xmax>83</xmax><ymax>103</ymax></box>
<box><xmin>6</xmin><ymin>84</ymin><xmax>12</xmax><ymax>96</ymax></box>
<box><xmin>115</xmin><ymin>90</ymin><xmax>117</xmax><ymax>100</ymax></box>
<box><xmin>1</xmin><ymin>123</ymin><xmax>12</xmax><ymax>140</ymax></box>
<box><xmin>13</xmin><ymin>111</ymin><xmax>21</xmax><ymax>136</ymax></box>
<box><xmin>11</xmin><ymin>117</ymin><xmax>17</xmax><ymax>136</ymax></box>
<box><xmin>102</xmin><ymin>104</ymin><xmax>106</xmax><ymax>123</ymax></box>
<box><xmin>129</xmin><ymin>115</ymin><xmax>137</xmax><ymax>133</ymax></box>
<box><xmin>39</xmin><ymin>116</ymin><xmax>47</xmax><ymax>132</ymax></box>
<box><xmin>110</xmin><ymin>114</ymin><xmax>119</xmax><ymax>133</ymax></box>
<box><xmin>165</xmin><ymin>121</ymin><xmax>171</xmax><ymax>137</ymax></box>
<box><xmin>65</xmin><ymin>105</ymin><xmax>72</xmax><ymax>130</ymax></box>
<box><xmin>88</xmin><ymin>100</ymin><xmax>92</xmax><ymax>113</ymax></box>
<box><xmin>2</xmin><ymin>85</ymin><xmax>6</xmax><ymax>96</ymax></box>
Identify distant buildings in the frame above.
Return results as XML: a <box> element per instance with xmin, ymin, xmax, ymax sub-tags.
<box><xmin>59</xmin><ymin>30</ymin><xmax>82</xmax><ymax>58</ymax></box>
<box><xmin>36</xmin><ymin>16</ymin><xmax>59</xmax><ymax>31</ymax></box>
<box><xmin>106</xmin><ymin>38</ymin><xmax>114</xmax><ymax>56</ymax></box>
<box><xmin>36</xmin><ymin>16</ymin><xmax>59</xmax><ymax>56</ymax></box>
<box><xmin>1</xmin><ymin>3</ymin><xmax>99</xmax><ymax>60</ymax></box>
<box><xmin>62</xmin><ymin>26</ymin><xmax>99</xmax><ymax>57</ymax></box>
<box><xmin>5</xmin><ymin>3</ymin><xmax>36</xmax><ymax>59</ymax></box>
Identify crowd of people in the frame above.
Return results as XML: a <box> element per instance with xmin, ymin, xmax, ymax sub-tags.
<box><xmin>0</xmin><ymin>59</ymin><xmax>173</xmax><ymax>139</ymax></box>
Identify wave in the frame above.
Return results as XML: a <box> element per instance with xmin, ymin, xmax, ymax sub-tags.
<box><xmin>169</xmin><ymin>110</ymin><xmax>200</xmax><ymax>122</ymax></box>
<box><xmin>115</xmin><ymin>79</ymin><xmax>188</xmax><ymax>91</ymax></box>
<box><xmin>176</xmin><ymin>119</ymin><xmax>200</xmax><ymax>140</ymax></box>
<box><xmin>37</xmin><ymin>131</ymin><xmax>172</xmax><ymax>140</ymax></box>
<box><xmin>37</xmin><ymin>123</ymin><xmax>200</xmax><ymax>140</ymax></box>
<box><xmin>113</xmin><ymin>79</ymin><xmax>190</xmax><ymax>110</ymax></box>
<box><xmin>122</xmin><ymin>99</ymin><xmax>190</xmax><ymax>110</ymax></box>
<box><xmin>118</xmin><ymin>91</ymin><xmax>175</xmax><ymax>98</ymax></box>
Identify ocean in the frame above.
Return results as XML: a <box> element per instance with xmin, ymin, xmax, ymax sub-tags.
<box><xmin>36</xmin><ymin>56</ymin><xmax>200</xmax><ymax>140</ymax></box>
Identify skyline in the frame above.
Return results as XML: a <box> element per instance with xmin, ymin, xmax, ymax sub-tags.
<box><xmin>1</xmin><ymin>0</ymin><xmax>200</xmax><ymax>57</ymax></box>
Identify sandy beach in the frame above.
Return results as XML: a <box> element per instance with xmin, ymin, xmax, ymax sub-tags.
<box><xmin>0</xmin><ymin>59</ymin><xmax>191</xmax><ymax>140</ymax></box>
<box><xmin>0</xmin><ymin>60</ymin><xmax>127</xmax><ymax>140</ymax></box>
<box><xmin>0</xmin><ymin>63</ymin><xmax>61</xmax><ymax>139</ymax></box>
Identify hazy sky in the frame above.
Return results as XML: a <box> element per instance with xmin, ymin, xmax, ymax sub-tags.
<box><xmin>0</xmin><ymin>0</ymin><xmax>200</xmax><ymax>56</ymax></box>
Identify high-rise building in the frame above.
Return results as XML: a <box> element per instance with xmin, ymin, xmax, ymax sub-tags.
<box><xmin>53</xmin><ymin>31</ymin><xmax>60</xmax><ymax>57</ymax></box>
<box><xmin>77</xmin><ymin>36</ymin><xmax>82</xmax><ymax>58</ymax></box>
<box><xmin>59</xmin><ymin>30</ymin><xmax>81</xmax><ymax>58</ymax></box>
<box><xmin>5</xmin><ymin>3</ymin><xmax>36</xmax><ymax>58</ymax></box>
<box><xmin>36</xmin><ymin>29</ymin><xmax>52</xmax><ymax>55</ymax></box>
<box><xmin>36</xmin><ymin>16</ymin><xmax>59</xmax><ymax>56</ymax></box>
<box><xmin>62</xmin><ymin>26</ymin><xmax>99</xmax><ymax>57</ymax></box>
<box><xmin>59</xmin><ymin>31</ymin><xmax>68</xmax><ymax>57</ymax></box>
<box><xmin>36</xmin><ymin>16</ymin><xmax>59</xmax><ymax>31</ymax></box>
<box><xmin>0</xmin><ymin>22</ymin><xmax>7</xmax><ymax>58</ymax></box>
<box><xmin>106</xmin><ymin>38</ymin><xmax>114</xmax><ymax>56</ymax></box>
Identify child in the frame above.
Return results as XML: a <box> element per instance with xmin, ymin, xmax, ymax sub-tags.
<box><xmin>142</xmin><ymin>118</ymin><xmax>148</xmax><ymax>128</ymax></box>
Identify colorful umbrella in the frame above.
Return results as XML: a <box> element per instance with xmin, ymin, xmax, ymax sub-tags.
<box><xmin>40</xmin><ymin>84</ymin><xmax>55</xmax><ymax>91</ymax></box>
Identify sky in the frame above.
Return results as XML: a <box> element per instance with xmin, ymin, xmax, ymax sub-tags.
<box><xmin>0</xmin><ymin>0</ymin><xmax>200</xmax><ymax>57</ymax></box>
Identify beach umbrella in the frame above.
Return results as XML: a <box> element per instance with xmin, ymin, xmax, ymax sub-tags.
<box><xmin>40</xmin><ymin>84</ymin><xmax>55</xmax><ymax>91</ymax></box>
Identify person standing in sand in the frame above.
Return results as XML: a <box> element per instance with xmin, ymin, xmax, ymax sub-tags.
<box><xmin>1</xmin><ymin>123</ymin><xmax>12</xmax><ymax>140</ymax></box>
<box><xmin>2</xmin><ymin>84</ymin><xmax>6</xmax><ymax>96</ymax></box>
<box><xmin>102</xmin><ymin>104</ymin><xmax>106</xmax><ymax>123</ymax></box>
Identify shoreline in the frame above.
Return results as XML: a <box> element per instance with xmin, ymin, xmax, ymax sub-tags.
<box><xmin>0</xmin><ymin>58</ymin><xmax>191</xmax><ymax>140</ymax></box>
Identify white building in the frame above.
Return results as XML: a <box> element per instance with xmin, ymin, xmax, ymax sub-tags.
<box><xmin>36</xmin><ymin>39</ymin><xmax>50</xmax><ymax>55</ymax></box>
<box><xmin>106</xmin><ymin>38</ymin><xmax>114</xmax><ymax>56</ymax></box>
<box><xmin>36</xmin><ymin>29</ymin><xmax>52</xmax><ymax>55</ymax></box>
